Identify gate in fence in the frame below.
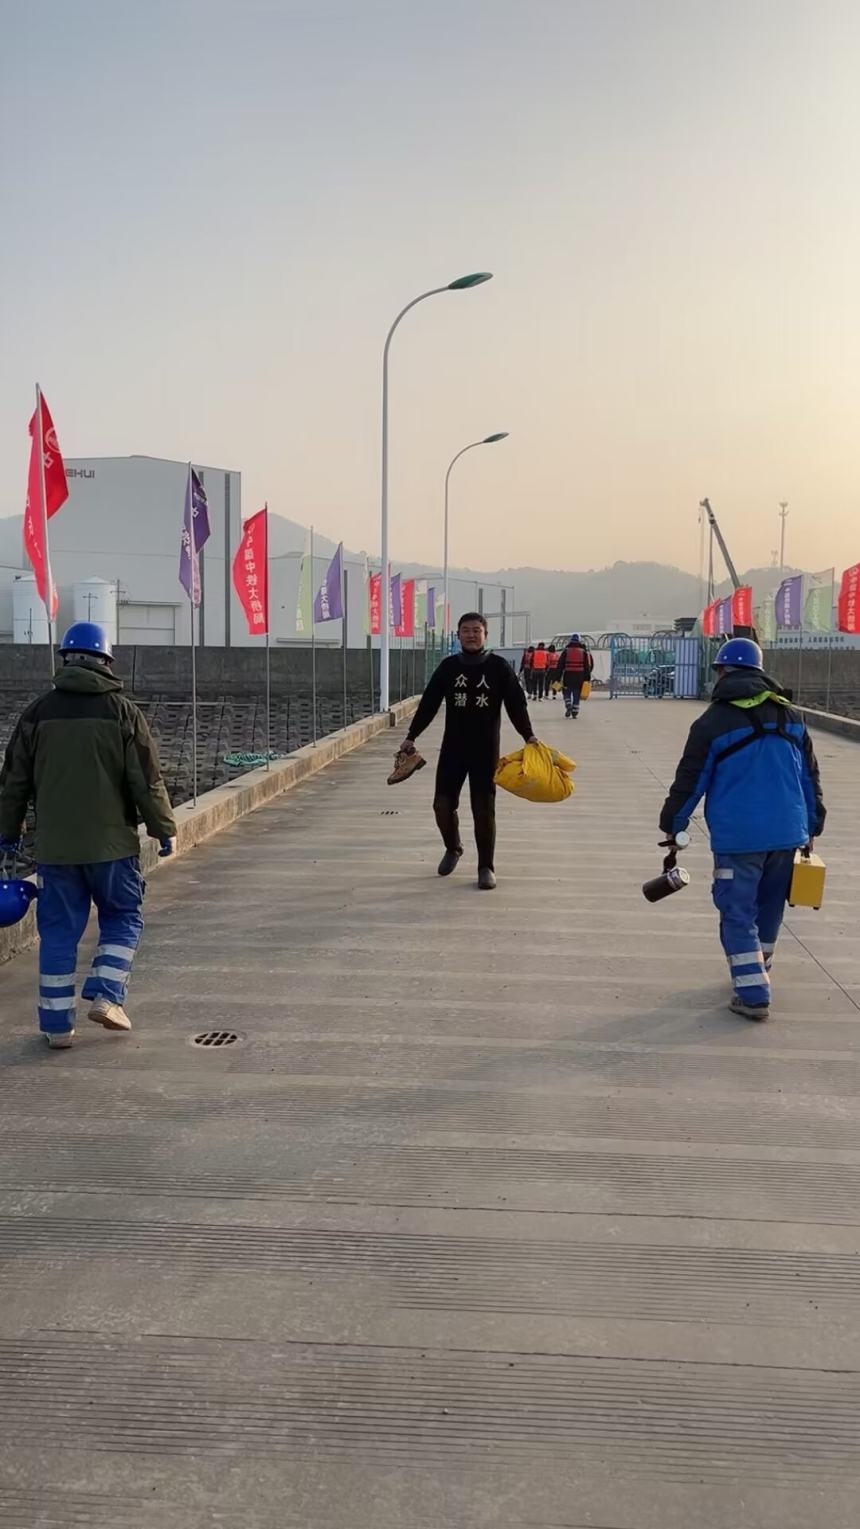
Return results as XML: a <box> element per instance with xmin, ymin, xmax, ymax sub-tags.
<box><xmin>609</xmin><ymin>634</ymin><xmax>703</xmax><ymax>699</ymax></box>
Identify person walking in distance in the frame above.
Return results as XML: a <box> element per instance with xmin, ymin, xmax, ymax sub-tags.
<box><xmin>559</xmin><ymin>633</ymin><xmax>593</xmax><ymax>718</ymax></box>
<box><xmin>545</xmin><ymin>645</ymin><xmax>558</xmax><ymax>698</ymax></box>
<box><xmin>531</xmin><ymin>642</ymin><xmax>549</xmax><ymax>701</ymax></box>
<box><xmin>0</xmin><ymin>623</ymin><xmax>177</xmax><ymax>1049</ymax></box>
<box><xmin>398</xmin><ymin>612</ymin><xmax>537</xmax><ymax>890</ymax></box>
<box><xmin>519</xmin><ymin>645</ymin><xmax>535</xmax><ymax>697</ymax></box>
<box><xmin>659</xmin><ymin>638</ymin><xmax>825</xmax><ymax>1021</ymax></box>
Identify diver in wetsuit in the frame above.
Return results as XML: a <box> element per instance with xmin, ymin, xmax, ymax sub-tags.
<box><xmin>399</xmin><ymin>612</ymin><xmax>536</xmax><ymax>890</ymax></box>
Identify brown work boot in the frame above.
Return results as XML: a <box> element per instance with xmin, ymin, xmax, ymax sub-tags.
<box><xmin>729</xmin><ymin>997</ymin><xmax>770</xmax><ymax>1022</ymax></box>
<box><xmin>388</xmin><ymin>748</ymin><xmax>426</xmax><ymax>785</ymax></box>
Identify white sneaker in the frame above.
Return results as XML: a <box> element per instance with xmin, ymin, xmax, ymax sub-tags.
<box><xmin>46</xmin><ymin>1030</ymin><xmax>75</xmax><ymax>1050</ymax></box>
<box><xmin>89</xmin><ymin>998</ymin><xmax>132</xmax><ymax>1032</ymax></box>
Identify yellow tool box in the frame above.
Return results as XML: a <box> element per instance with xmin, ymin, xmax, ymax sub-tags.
<box><xmin>788</xmin><ymin>850</ymin><xmax>826</xmax><ymax>910</ymax></box>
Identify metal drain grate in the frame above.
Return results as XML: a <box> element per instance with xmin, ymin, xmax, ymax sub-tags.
<box><xmin>380</xmin><ymin>810</ymin><xmax>400</xmax><ymax>816</ymax></box>
<box><xmin>192</xmin><ymin>1030</ymin><xmax>241</xmax><ymax>1048</ymax></box>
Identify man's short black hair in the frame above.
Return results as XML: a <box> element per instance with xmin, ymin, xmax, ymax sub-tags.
<box><xmin>458</xmin><ymin>612</ymin><xmax>488</xmax><ymax>633</ymax></box>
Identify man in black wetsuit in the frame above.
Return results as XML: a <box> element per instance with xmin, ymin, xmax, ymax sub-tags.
<box><xmin>399</xmin><ymin>612</ymin><xmax>537</xmax><ymax>890</ymax></box>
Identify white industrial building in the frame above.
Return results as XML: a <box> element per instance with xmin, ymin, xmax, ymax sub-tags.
<box><xmin>0</xmin><ymin>455</ymin><xmax>372</xmax><ymax>648</ymax></box>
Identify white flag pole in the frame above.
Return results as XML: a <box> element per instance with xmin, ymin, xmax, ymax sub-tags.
<box><xmin>311</xmin><ymin>524</ymin><xmax>317</xmax><ymax>746</ymax></box>
<box><xmin>34</xmin><ymin>384</ymin><xmax>56</xmax><ymax>673</ymax></box>
<box><xmin>340</xmin><ymin>543</ymin><xmax>347</xmax><ymax>730</ymax></box>
<box><xmin>265</xmin><ymin>503</ymin><xmax>271</xmax><ymax>771</ymax></box>
<box><xmin>191</xmin><ymin>602</ymin><xmax>198</xmax><ymax>806</ymax></box>
<box><xmin>826</xmin><ymin>566</ymin><xmax>836</xmax><ymax>710</ymax></box>
<box><xmin>188</xmin><ymin>463</ymin><xmax>199</xmax><ymax>807</ymax></box>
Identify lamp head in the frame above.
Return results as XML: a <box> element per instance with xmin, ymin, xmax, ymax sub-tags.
<box><xmin>447</xmin><ymin>272</ymin><xmax>493</xmax><ymax>290</ymax></box>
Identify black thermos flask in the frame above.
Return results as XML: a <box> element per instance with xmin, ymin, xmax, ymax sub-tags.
<box><xmin>643</xmin><ymin>832</ymin><xmax>691</xmax><ymax>903</ymax></box>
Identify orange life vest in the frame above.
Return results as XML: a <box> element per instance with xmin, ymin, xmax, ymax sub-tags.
<box><xmin>563</xmin><ymin>644</ymin><xmax>589</xmax><ymax>673</ymax></box>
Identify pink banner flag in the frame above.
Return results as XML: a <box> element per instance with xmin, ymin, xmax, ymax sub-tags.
<box><xmin>232</xmin><ymin>507</ymin><xmax>269</xmax><ymax>634</ymax></box>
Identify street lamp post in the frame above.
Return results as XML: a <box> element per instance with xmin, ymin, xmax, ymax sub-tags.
<box><xmin>778</xmin><ymin>501</ymin><xmax>789</xmax><ymax>570</ymax></box>
<box><xmin>379</xmin><ymin>272</ymin><xmax>493</xmax><ymax>711</ymax></box>
<box><xmin>442</xmin><ymin>433</ymin><xmax>509</xmax><ymax>649</ymax></box>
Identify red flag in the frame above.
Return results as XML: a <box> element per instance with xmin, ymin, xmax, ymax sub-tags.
<box><xmin>24</xmin><ymin>390</ymin><xmax>67</xmax><ymax>618</ymax></box>
<box><xmin>395</xmin><ymin>577</ymin><xmax>415</xmax><ymax>638</ymax></box>
<box><xmin>368</xmin><ymin>572</ymin><xmax>382</xmax><ymax>635</ymax></box>
<box><xmin>232</xmin><ymin>507</ymin><xmax>269</xmax><ymax>635</ymax></box>
<box><xmin>838</xmin><ymin>562</ymin><xmax>860</xmax><ymax>634</ymax></box>
<box><xmin>731</xmin><ymin>585</ymin><xmax>753</xmax><ymax>628</ymax></box>
<box><xmin>38</xmin><ymin>394</ymin><xmax>68</xmax><ymax>519</ymax></box>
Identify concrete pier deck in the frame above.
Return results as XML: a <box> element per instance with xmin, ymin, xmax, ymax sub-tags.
<box><xmin>0</xmin><ymin>698</ymin><xmax>858</xmax><ymax>1528</ymax></box>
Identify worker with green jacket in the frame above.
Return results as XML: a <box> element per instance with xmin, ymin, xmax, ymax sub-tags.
<box><xmin>0</xmin><ymin>622</ymin><xmax>177</xmax><ymax>1049</ymax></box>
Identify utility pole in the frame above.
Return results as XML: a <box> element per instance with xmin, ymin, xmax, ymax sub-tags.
<box><xmin>778</xmin><ymin>502</ymin><xmax>789</xmax><ymax>570</ymax></box>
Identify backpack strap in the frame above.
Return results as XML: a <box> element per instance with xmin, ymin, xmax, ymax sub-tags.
<box><xmin>713</xmin><ymin>701</ymin><xmax>802</xmax><ymax>768</ymax></box>
<box><xmin>713</xmin><ymin>705</ymin><xmax>765</xmax><ymax>766</ymax></box>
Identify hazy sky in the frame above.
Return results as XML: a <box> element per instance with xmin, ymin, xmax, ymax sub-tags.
<box><xmin>2</xmin><ymin>0</ymin><xmax>859</xmax><ymax>579</ymax></box>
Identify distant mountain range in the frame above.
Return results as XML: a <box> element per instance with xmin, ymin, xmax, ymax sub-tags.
<box><xmin>261</xmin><ymin>515</ymin><xmax>799</xmax><ymax>634</ymax></box>
<box><xmin>0</xmin><ymin>508</ymin><xmax>799</xmax><ymax>639</ymax></box>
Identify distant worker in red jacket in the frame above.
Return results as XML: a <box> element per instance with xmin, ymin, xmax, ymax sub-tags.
<box><xmin>559</xmin><ymin>634</ymin><xmax>593</xmax><ymax>718</ymax></box>
<box><xmin>545</xmin><ymin>645</ymin><xmax>558</xmax><ymax>698</ymax></box>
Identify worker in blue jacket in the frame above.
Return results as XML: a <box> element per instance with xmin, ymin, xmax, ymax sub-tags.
<box><xmin>659</xmin><ymin>638</ymin><xmax>825</xmax><ymax>1021</ymax></box>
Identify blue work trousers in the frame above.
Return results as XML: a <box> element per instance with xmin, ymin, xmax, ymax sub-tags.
<box><xmin>712</xmin><ymin>850</ymin><xmax>795</xmax><ymax>1007</ymax></box>
<box><xmin>563</xmin><ymin>677</ymin><xmax>584</xmax><ymax>715</ymax></box>
<box><xmin>36</xmin><ymin>858</ymin><xmax>145</xmax><ymax>1035</ymax></box>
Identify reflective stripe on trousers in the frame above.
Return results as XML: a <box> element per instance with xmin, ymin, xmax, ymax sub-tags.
<box><xmin>712</xmin><ymin>850</ymin><xmax>795</xmax><ymax>1007</ymax></box>
<box><xmin>36</xmin><ymin>858</ymin><xmax>145</xmax><ymax>1034</ymax></box>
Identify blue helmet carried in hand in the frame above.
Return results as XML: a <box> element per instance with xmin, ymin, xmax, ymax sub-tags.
<box><xmin>59</xmin><ymin>622</ymin><xmax>113</xmax><ymax>660</ymax></box>
<box><xmin>714</xmin><ymin>637</ymin><xmax>763</xmax><ymax>670</ymax></box>
<box><xmin>0</xmin><ymin>873</ymin><xmax>37</xmax><ymax>928</ymax></box>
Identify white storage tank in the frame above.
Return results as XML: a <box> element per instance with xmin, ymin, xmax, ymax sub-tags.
<box><xmin>13</xmin><ymin>576</ymin><xmax>50</xmax><ymax>645</ymax></box>
<box><xmin>73</xmin><ymin>579</ymin><xmax>118</xmax><ymax>646</ymax></box>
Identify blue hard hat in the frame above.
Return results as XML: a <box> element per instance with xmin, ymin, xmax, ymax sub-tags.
<box><xmin>59</xmin><ymin>621</ymin><xmax>113</xmax><ymax>660</ymax></box>
<box><xmin>714</xmin><ymin>637</ymin><xmax>763</xmax><ymax>670</ymax></box>
<box><xmin>569</xmin><ymin>633</ymin><xmax>581</xmax><ymax>643</ymax></box>
<box><xmin>0</xmin><ymin>876</ymin><xmax>37</xmax><ymax>928</ymax></box>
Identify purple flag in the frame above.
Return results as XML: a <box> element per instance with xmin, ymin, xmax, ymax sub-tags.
<box><xmin>776</xmin><ymin>575</ymin><xmax>803</xmax><ymax>630</ymax></box>
<box><xmin>313</xmin><ymin>543</ymin><xmax>344</xmax><ymax>622</ymax></box>
<box><xmin>426</xmin><ymin>585</ymin><xmax>436</xmax><ymax>629</ymax></box>
<box><xmin>715</xmin><ymin>596</ymin><xmax>732</xmax><ymax>636</ymax></box>
<box><xmin>178</xmin><ymin>466</ymin><xmax>211</xmax><ymax>607</ymax></box>
<box><xmin>390</xmin><ymin>572</ymin><xmax>402</xmax><ymax>629</ymax></box>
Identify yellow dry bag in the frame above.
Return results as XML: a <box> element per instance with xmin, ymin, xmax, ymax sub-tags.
<box><xmin>494</xmin><ymin>741</ymin><xmax>575</xmax><ymax>803</ymax></box>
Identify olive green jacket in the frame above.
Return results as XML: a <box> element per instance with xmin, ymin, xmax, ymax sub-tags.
<box><xmin>0</xmin><ymin>661</ymin><xmax>176</xmax><ymax>865</ymax></box>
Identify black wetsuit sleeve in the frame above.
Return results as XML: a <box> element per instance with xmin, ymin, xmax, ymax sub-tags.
<box><xmin>502</xmin><ymin>661</ymin><xmax>534</xmax><ymax>742</ymax></box>
<box><xmin>406</xmin><ymin>663</ymin><xmax>447</xmax><ymax>741</ymax></box>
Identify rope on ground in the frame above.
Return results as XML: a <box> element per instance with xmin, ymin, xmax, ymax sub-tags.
<box><xmin>222</xmin><ymin>750</ymin><xmax>284</xmax><ymax>769</ymax></box>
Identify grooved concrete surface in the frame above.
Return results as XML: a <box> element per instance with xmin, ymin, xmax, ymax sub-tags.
<box><xmin>0</xmin><ymin>698</ymin><xmax>858</xmax><ymax>1528</ymax></box>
